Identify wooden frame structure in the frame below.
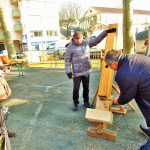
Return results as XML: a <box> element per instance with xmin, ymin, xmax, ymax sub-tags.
<box><xmin>85</xmin><ymin>23</ymin><xmax>135</xmax><ymax>141</ymax></box>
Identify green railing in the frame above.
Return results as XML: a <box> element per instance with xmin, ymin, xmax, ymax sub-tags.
<box><xmin>10</xmin><ymin>0</ymin><xmax>22</xmax><ymax>5</ymax></box>
<box><xmin>0</xmin><ymin>33</ymin><xmax>5</xmax><ymax>40</ymax></box>
<box><xmin>12</xmin><ymin>10</ymin><xmax>21</xmax><ymax>18</ymax></box>
<box><xmin>14</xmin><ymin>24</ymin><xmax>23</xmax><ymax>32</ymax></box>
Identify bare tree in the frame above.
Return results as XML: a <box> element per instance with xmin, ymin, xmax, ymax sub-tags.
<box><xmin>59</xmin><ymin>0</ymin><xmax>83</xmax><ymax>29</ymax></box>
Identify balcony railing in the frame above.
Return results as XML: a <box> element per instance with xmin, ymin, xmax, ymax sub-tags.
<box><xmin>12</xmin><ymin>10</ymin><xmax>21</xmax><ymax>18</ymax></box>
<box><xmin>14</xmin><ymin>24</ymin><xmax>23</xmax><ymax>32</ymax></box>
<box><xmin>10</xmin><ymin>0</ymin><xmax>22</xmax><ymax>5</ymax></box>
<box><xmin>0</xmin><ymin>33</ymin><xmax>5</xmax><ymax>40</ymax></box>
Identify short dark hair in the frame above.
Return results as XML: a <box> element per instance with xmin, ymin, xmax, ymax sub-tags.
<box><xmin>105</xmin><ymin>50</ymin><xmax>122</xmax><ymax>65</ymax></box>
<box><xmin>73</xmin><ymin>31</ymin><xmax>83</xmax><ymax>39</ymax></box>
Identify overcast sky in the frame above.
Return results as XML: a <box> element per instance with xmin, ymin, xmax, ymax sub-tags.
<box><xmin>58</xmin><ymin>0</ymin><xmax>150</xmax><ymax>12</ymax></box>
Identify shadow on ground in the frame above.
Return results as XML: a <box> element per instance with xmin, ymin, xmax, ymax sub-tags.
<box><xmin>3</xmin><ymin>66</ymin><xmax>148</xmax><ymax>150</ymax></box>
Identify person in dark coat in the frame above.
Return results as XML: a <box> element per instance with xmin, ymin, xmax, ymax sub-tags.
<box><xmin>65</xmin><ymin>29</ymin><xmax>116</xmax><ymax>111</ymax></box>
<box><xmin>140</xmin><ymin>138</ymin><xmax>150</xmax><ymax>150</ymax></box>
<box><xmin>105</xmin><ymin>50</ymin><xmax>150</xmax><ymax>138</ymax></box>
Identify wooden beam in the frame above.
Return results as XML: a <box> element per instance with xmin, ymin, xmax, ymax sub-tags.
<box><xmin>98</xmin><ymin>24</ymin><xmax>119</xmax><ymax>98</ymax></box>
<box><xmin>91</xmin><ymin>86</ymin><xmax>99</xmax><ymax>108</ymax></box>
<box><xmin>95</xmin><ymin>96</ymin><xmax>112</xmax><ymax>110</ymax></box>
<box><xmin>87</xmin><ymin>127</ymin><xmax>116</xmax><ymax>141</ymax></box>
<box><xmin>110</xmin><ymin>107</ymin><xmax>127</xmax><ymax>114</ymax></box>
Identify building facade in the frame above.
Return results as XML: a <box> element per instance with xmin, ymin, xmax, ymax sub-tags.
<box><xmin>19</xmin><ymin>0</ymin><xmax>60</xmax><ymax>51</ymax></box>
<box><xmin>0</xmin><ymin>0</ymin><xmax>22</xmax><ymax>54</ymax></box>
<box><xmin>80</xmin><ymin>7</ymin><xmax>150</xmax><ymax>38</ymax></box>
<box><xmin>0</xmin><ymin>0</ymin><xmax>60</xmax><ymax>53</ymax></box>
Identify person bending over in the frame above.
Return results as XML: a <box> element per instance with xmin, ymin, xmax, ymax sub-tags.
<box><xmin>105</xmin><ymin>50</ymin><xmax>150</xmax><ymax>138</ymax></box>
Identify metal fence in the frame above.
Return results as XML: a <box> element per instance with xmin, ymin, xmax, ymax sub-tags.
<box><xmin>24</xmin><ymin>48</ymin><xmax>101</xmax><ymax>68</ymax></box>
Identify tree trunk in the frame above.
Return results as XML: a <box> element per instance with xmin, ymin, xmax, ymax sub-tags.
<box><xmin>0</xmin><ymin>5</ymin><xmax>16</xmax><ymax>59</ymax></box>
<box><xmin>123</xmin><ymin>0</ymin><xmax>134</xmax><ymax>54</ymax></box>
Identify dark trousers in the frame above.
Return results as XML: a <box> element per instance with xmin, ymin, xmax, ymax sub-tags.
<box><xmin>140</xmin><ymin>138</ymin><xmax>150</xmax><ymax>150</ymax></box>
<box><xmin>135</xmin><ymin>98</ymin><xmax>150</xmax><ymax>127</ymax></box>
<box><xmin>73</xmin><ymin>75</ymin><xmax>90</xmax><ymax>105</ymax></box>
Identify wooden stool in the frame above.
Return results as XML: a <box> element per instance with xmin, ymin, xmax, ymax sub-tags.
<box><xmin>85</xmin><ymin>108</ymin><xmax>116</xmax><ymax>141</ymax></box>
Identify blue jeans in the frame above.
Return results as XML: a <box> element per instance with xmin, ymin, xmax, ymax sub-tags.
<box><xmin>73</xmin><ymin>75</ymin><xmax>90</xmax><ymax>105</ymax></box>
<box><xmin>140</xmin><ymin>138</ymin><xmax>150</xmax><ymax>150</ymax></box>
<box><xmin>135</xmin><ymin>98</ymin><xmax>150</xmax><ymax>127</ymax></box>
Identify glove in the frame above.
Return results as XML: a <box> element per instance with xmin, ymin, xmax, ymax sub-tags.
<box><xmin>67</xmin><ymin>72</ymin><xmax>72</xmax><ymax>79</ymax></box>
<box><xmin>106</xmin><ymin>28</ymin><xmax>116</xmax><ymax>33</ymax></box>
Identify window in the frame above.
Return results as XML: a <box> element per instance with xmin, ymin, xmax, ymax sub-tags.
<box><xmin>46</xmin><ymin>30</ymin><xmax>57</xmax><ymax>37</ymax></box>
<box><xmin>34</xmin><ymin>31</ymin><xmax>43</xmax><ymax>37</ymax></box>
<box><xmin>0</xmin><ymin>43</ymin><xmax>5</xmax><ymax>51</ymax></box>
<box><xmin>30</xmin><ymin>30</ymin><xmax>43</xmax><ymax>37</ymax></box>
<box><xmin>30</xmin><ymin>31</ymin><xmax>33</xmax><ymax>37</ymax></box>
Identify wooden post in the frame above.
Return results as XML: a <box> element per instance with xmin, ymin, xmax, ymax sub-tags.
<box><xmin>85</xmin><ymin>24</ymin><xmax>119</xmax><ymax>140</ymax></box>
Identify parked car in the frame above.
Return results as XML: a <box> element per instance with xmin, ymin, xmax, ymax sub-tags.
<box><xmin>46</xmin><ymin>43</ymin><xmax>56</xmax><ymax>50</ymax></box>
<box><xmin>0</xmin><ymin>50</ymin><xmax>8</xmax><ymax>56</ymax></box>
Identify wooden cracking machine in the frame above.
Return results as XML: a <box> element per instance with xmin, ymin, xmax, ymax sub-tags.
<box><xmin>85</xmin><ymin>23</ymin><xmax>135</xmax><ymax>141</ymax></box>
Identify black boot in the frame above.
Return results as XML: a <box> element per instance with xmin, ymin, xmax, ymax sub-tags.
<box><xmin>84</xmin><ymin>102</ymin><xmax>91</xmax><ymax>108</ymax></box>
<box><xmin>73</xmin><ymin>104</ymin><xmax>78</xmax><ymax>111</ymax></box>
<box><xmin>140</xmin><ymin>125</ymin><xmax>150</xmax><ymax>138</ymax></box>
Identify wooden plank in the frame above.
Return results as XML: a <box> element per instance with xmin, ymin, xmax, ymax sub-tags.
<box><xmin>98</xmin><ymin>23</ymin><xmax>119</xmax><ymax>98</ymax></box>
<box><xmin>91</xmin><ymin>86</ymin><xmax>99</xmax><ymax>108</ymax></box>
<box><xmin>110</xmin><ymin>107</ymin><xmax>127</xmax><ymax>114</ymax></box>
<box><xmin>85</xmin><ymin>108</ymin><xmax>113</xmax><ymax>124</ymax></box>
<box><xmin>95</xmin><ymin>96</ymin><xmax>111</xmax><ymax>110</ymax></box>
<box><xmin>128</xmin><ymin>102</ymin><xmax>136</xmax><ymax>111</ymax></box>
<box><xmin>87</xmin><ymin>127</ymin><xmax>116</xmax><ymax>141</ymax></box>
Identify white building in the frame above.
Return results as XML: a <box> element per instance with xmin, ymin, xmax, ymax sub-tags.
<box><xmin>19</xmin><ymin>0</ymin><xmax>60</xmax><ymax>51</ymax></box>
<box><xmin>81</xmin><ymin>7</ymin><xmax>150</xmax><ymax>36</ymax></box>
<box><xmin>0</xmin><ymin>0</ymin><xmax>60</xmax><ymax>53</ymax></box>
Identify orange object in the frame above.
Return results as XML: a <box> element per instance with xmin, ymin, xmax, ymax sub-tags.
<box><xmin>0</xmin><ymin>55</ymin><xmax>10</xmax><ymax>64</ymax></box>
